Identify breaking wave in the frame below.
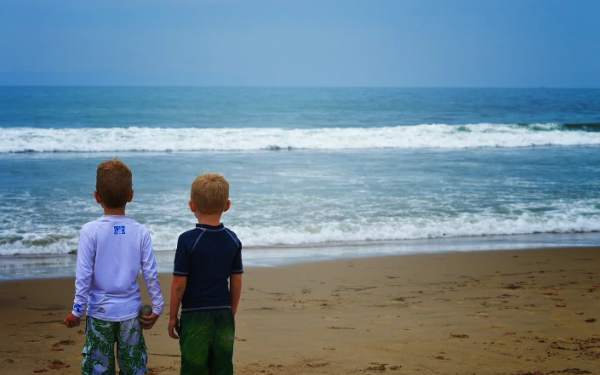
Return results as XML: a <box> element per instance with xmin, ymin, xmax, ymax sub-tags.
<box><xmin>2</xmin><ymin>123</ymin><xmax>600</xmax><ymax>153</ymax></box>
<box><xmin>2</xmin><ymin>209</ymin><xmax>600</xmax><ymax>256</ymax></box>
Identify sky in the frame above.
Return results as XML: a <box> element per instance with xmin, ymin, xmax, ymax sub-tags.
<box><xmin>0</xmin><ymin>0</ymin><xmax>599</xmax><ymax>87</ymax></box>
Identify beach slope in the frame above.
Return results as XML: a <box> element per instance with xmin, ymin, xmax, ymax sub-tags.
<box><xmin>1</xmin><ymin>247</ymin><xmax>599</xmax><ymax>374</ymax></box>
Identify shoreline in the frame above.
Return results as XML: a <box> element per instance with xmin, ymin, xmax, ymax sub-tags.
<box><xmin>1</xmin><ymin>246</ymin><xmax>599</xmax><ymax>374</ymax></box>
<box><xmin>2</xmin><ymin>231</ymin><xmax>600</xmax><ymax>281</ymax></box>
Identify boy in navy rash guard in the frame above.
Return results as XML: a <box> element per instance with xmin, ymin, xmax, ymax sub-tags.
<box><xmin>168</xmin><ymin>173</ymin><xmax>243</xmax><ymax>375</ymax></box>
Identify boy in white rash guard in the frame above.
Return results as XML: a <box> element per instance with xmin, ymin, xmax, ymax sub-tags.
<box><xmin>63</xmin><ymin>158</ymin><xmax>164</xmax><ymax>375</ymax></box>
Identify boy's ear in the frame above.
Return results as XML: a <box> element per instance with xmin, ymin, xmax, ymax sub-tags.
<box><xmin>188</xmin><ymin>200</ymin><xmax>196</xmax><ymax>212</ymax></box>
<box><xmin>93</xmin><ymin>191</ymin><xmax>103</xmax><ymax>204</ymax></box>
<box><xmin>223</xmin><ymin>199</ymin><xmax>231</xmax><ymax>212</ymax></box>
<box><xmin>128</xmin><ymin>189</ymin><xmax>134</xmax><ymax>203</ymax></box>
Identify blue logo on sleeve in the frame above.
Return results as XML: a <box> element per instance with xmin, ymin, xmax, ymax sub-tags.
<box><xmin>73</xmin><ymin>303</ymin><xmax>83</xmax><ymax>314</ymax></box>
<box><xmin>114</xmin><ymin>225</ymin><xmax>126</xmax><ymax>234</ymax></box>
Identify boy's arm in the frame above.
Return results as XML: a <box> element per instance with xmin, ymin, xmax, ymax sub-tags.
<box><xmin>168</xmin><ymin>275</ymin><xmax>187</xmax><ymax>339</ymax></box>
<box><xmin>229</xmin><ymin>234</ymin><xmax>243</xmax><ymax>317</ymax></box>
<box><xmin>230</xmin><ymin>273</ymin><xmax>242</xmax><ymax>316</ymax></box>
<box><xmin>139</xmin><ymin>229</ymin><xmax>164</xmax><ymax>330</ymax></box>
<box><xmin>63</xmin><ymin>227</ymin><xmax>95</xmax><ymax>328</ymax></box>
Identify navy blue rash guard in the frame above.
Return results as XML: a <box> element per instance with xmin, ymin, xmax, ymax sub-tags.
<box><xmin>173</xmin><ymin>223</ymin><xmax>243</xmax><ymax>311</ymax></box>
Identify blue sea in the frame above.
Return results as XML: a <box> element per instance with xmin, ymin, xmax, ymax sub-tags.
<box><xmin>1</xmin><ymin>87</ymin><xmax>599</xmax><ymax>279</ymax></box>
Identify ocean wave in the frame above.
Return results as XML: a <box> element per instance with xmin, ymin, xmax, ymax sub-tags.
<box><xmin>2</xmin><ymin>212</ymin><xmax>599</xmax><ymax>256</ymax></box>
<box><xmin>229</xmin><ymin>214</ymin><xmax>600</xmax><ymax>248</ymax></box>
<box><xmin>563</xmin><ymin>122</ymin><xmax>600</xmax><ymax>132</ymax></box>
<box><xmin>2</xmin><ymin>123</ymin><xmax>600</xmax><ymax>153</ymax></box>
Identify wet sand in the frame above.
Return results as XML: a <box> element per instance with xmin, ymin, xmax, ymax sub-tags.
<box><xmin>0</xmin><ymin>247</ymin><xmax>599</xmax><ymax>375</ymax></box>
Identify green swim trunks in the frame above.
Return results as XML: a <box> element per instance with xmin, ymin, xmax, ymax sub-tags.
<box><xmin>82</xmin><ymin>316</ymin><xmax>148</xmax><ymax>375</ymax></box>
<box><xmin>179</xmin><ymin>309</ymin><xmax>235</xmax><ymax>375</ymax></box>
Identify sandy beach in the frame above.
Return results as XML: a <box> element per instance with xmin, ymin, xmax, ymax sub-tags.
<box><xmin>1</xmin><ymin>247</ymin><xmax>599</xmax><ymax>375</ymax></box>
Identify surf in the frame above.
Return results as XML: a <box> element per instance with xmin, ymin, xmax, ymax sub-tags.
<box><xmin>2</xmin><ymin>123</ymin><xmax>600</xmax><ymax>153</ymax></box>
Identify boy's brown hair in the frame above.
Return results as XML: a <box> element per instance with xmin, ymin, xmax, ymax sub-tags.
<box><xmin>190</xmin><ymin>173</ymin><xmax>229</xmax><ymax>214</ymax></box>
<box><xmin>96</xmin><ymin>158</ymin><xmax>132</xmax><ymax>208</ymax></box>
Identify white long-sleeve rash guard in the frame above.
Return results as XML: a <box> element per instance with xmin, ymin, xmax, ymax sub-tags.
<box><xmin>71</xmin><ymin>215</ymin><xmax>164</xmax><ymax>321</ymax></box>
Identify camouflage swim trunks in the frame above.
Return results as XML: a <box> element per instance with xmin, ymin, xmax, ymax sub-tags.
<box><xmin>82</xmin><ymin>316</ymin><xmax>147</xmax><ymax>375</ymax></box>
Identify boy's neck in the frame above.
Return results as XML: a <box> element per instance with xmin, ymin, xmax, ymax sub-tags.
<box><xmin>103</xmin><ymin>206</ymin><xmax>127</xmax><ymax>216</ymax></box>
<box><xmin>196</xmin><ymin>213</ymin><xmax>223</xmax><ymax>226</ymax></box>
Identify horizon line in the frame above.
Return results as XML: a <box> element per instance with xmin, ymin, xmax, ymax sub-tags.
<box><xmin>1</xmin><ymin>84</ymin><xmax>599</xmax><ymax>89</ymax></box>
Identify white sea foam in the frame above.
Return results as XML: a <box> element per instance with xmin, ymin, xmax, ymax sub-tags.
<box><xmin>2</xmin><ymin>123</ymin><xmax>600</xmax><ymax>153</ymax></box>
<box><xmin>0</xmin><ymin>231</ymin><xmax>78</xmax><ymax>256</ymax></box>
<box><xmin>228</xmin><ymin>214</ymin><xmax>600</xmax><ymax>248</ymax></box>
<box><xmin>4</xmin><ymin>209</ymin><xmax>598</xmax><ymax>256</ymax></box>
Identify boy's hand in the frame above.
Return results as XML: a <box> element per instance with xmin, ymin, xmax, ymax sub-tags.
<box><xmin>168</xmin><ymin>317</ymin><xmax>180</xmax><ymax>339</ymax></box>
<box><xmin>140</xmin><ymin>312</ymin><xmax>159</xmax><ymax>330</ymax></box>
<box><xmin>63</xmin><ymin>313</ymin><xmax>81</xmax><ymax>328</ymax></box>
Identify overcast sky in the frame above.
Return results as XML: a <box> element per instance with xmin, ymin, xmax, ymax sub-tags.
<box><xmin>1</xmin><ymin>0</ymin><xmax>598</xmax><ymax>87</ymax></box>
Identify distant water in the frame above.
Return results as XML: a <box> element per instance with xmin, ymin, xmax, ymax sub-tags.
<box><xmin>1</xmin><ymin>87</ymin><xmax>599</xmax><ymax>277</ymax></box>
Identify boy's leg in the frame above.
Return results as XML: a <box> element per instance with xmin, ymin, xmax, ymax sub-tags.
<box><xmin>115</xmin><ymin>317</ymin><xmax>147</xmax><ymax>375</ymax></box>
<box><xmin>208</xmin><ymin>309</ymin><xmax>235</xmax><ymax>375</ymax></box>
<box><xmin>82</xmin><ymin>316</ymin><xmax>118</xmax><ymax>375</ymax></box>
<box><xmin>179</xmin><ymin>310</ymin><xmax>212</xmax><ymax>375</ymax></box>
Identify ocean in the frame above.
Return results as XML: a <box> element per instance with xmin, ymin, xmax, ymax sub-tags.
<box><xmin>1</xmin><ymin>87</ymin><xmax>599</xmax><ymax>279</ymax></box>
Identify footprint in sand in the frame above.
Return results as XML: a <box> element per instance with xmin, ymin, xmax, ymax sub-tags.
<box><xmin>52</xmin><ymin>339</ymin><xmax>75</xmax><ymax>351</ymax></box>
<box><xmin>48</xmin><ymin>360</ymin><xmax>70</xmax><ymax>370</ymax></box>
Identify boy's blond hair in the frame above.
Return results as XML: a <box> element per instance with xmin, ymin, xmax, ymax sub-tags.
<box><xmin>96</xmin><ymin>158</ymin><xmax>132</xmax><ymax>208</ymax></box>
<box><xmin>190</xmin><ymin>173</ymin><xmax>229</xmax><ymax>214</ymax></box>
